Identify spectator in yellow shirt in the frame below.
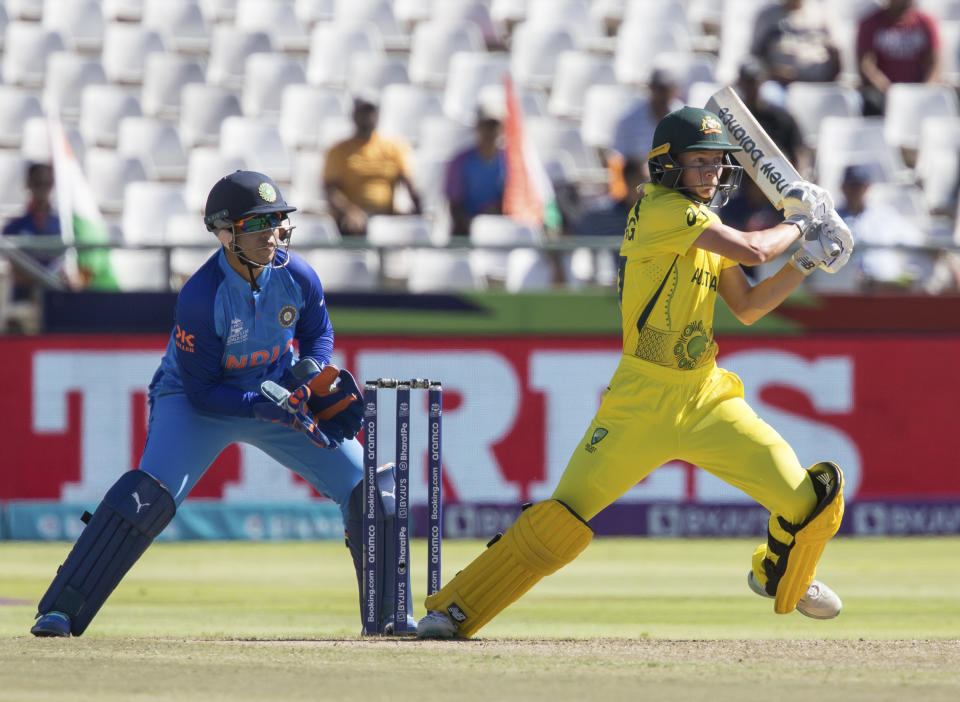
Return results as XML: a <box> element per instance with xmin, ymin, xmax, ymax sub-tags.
<box><xmin>322</xmin><ymin>93</ymin><xmax>422</xmax><ymax>236</ymax></box>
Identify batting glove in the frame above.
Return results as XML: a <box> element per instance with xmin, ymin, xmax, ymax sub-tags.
<box><xmin>779</xmin><ymin>181</ymin><xmax>834</xmax><ymax>235</ymax></box>
<box><xmin>789</xmin><ymin>211</ymin><xmax>854</xmax><ymax>276</ymax></box>
<box><xmin>815</xmin><ymin>210</ymin><xmax>854</xmax><ymax>274</ymax></box>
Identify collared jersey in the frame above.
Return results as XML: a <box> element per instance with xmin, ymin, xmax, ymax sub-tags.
<box><xmin>618</xmin><ymin>183</ymin><xmax>738</xmax><ymax>371</ymax></box>
<box><xmin>149</xmin><ymin>248</ymin><xmax>333</xmax><ymax>416</ymax></box>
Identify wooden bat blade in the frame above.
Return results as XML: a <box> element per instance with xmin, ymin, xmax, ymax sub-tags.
<box><xmin>705</xmin><ymin>87</ymin><xmax>840</xmax><ymax>256</ymax></box>
<box><xmin>705</xmin><ymin>86</ymin><xmax>800</xmax><ymax>209</ymax></box>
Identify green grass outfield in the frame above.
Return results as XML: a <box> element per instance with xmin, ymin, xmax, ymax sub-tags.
<box><xmin>1</xmin><ymin>538</ymin><xmax>958</xmax><ymax>702</ymax></box>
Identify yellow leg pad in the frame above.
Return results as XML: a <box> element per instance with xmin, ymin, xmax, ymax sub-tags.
<box><xmin>423</xmin><ymin>500</ymin><xmax>593</xmax><ymax>638</ymax></box>
<box><xmin>774</xmin><ymin>463</ymin><xmax>844</xmax><ymax>614</ymax></box>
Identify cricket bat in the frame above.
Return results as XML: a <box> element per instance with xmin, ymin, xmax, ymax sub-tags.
<box><xmin>705</xmin><ymin>86</ymin><xmax>838</xmax><ymax>253</ymax></box>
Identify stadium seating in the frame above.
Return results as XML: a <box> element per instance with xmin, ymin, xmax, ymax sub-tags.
<box><xmin>101</xmin><ymin>23</ymin><xmax>165</xmax><ymax>85</ymax></box>
<box><xmin>2</xmin><ymin>0</ymin><xmax>960</xmax><ymax>297</ymax></box>
<box><xmin>0</xmin><ymin>86</ymin><xmax>44</xmax><ymax>149</ymax></box>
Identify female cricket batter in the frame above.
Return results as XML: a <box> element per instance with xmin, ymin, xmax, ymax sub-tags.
<box><xmin>417</xmin><ymin>107</ymin><xmax>853</xmax><ymax>639</ymax></box>
<box><xmin>30</xmin><ymin>171</ymin><xmax>410</xmax><ymax>637</ymax></box>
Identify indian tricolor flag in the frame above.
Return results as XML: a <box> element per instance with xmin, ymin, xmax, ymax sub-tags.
<box><xmin>49</xmin><ymin>116</ymin><xmax>118</xmax><ymax>290</ymax></box>
<box><xmin>502</xmin><ymin>75</ymin><xmax>561</xmax><ymax>232</ymax></box>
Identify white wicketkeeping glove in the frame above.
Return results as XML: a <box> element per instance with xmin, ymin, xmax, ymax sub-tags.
<box><xmin>779</xmin><ymin>181</ymin><xmax>834</xmax><ymax>235</ymax></box>
<box><xmin>789</xmin><ymin>210</ymin><xmax>854</xmax><ymax>276</ymax></box>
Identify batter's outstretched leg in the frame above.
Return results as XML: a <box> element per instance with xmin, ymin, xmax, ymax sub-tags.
<box><xmin>30</xmin><ymin>470</ymin><xmax>176</xmax><ymax>637</ymax></box>
<box><xmin>749</xmin><ymin>462</ymin><xmax>844</xmax><ymax>618</ymax></box>
<box><xmin>417</xmin><ymin>499</ymin><xmax>593</xmax><ymax>639</ymax></box>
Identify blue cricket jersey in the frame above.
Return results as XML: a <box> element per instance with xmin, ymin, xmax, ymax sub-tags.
<box><xmin>149</xmin><ymin>248</ymin><xmax>333</xmax><ymax>417</ymax></box>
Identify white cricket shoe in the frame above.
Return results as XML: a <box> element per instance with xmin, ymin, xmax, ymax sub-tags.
<box><xmin>416</xmin><ymin>610</ymin><xmax>458</xmax><ymax>639</ymax></box>
<box><xmin>747</xmin><ymin>571</ymin><xmax>843</xmax><ymax>619</ymax></box>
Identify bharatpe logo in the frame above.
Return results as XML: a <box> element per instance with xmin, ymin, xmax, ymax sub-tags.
<box><xmin>715</xmin><ymin>107</ymin><xmax>790</xmax><ymax>195</ymax></box>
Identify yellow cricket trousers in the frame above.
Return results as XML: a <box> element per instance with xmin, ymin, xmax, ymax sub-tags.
<box><xmin>552</xmin><ymin>354</ymin><xmax>816</xmax><ymax>524</ymax></box>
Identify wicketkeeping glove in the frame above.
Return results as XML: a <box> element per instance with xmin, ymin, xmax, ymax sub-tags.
<box><xmin>252</xmin><ymin>395</ymin><xmax>339</xmax><ymax>449</ymax></box>
<box><xmin>302</xmin><ymin>365</ymin><xmax>364</xmax><ymax>440</ymax></box>
<box><xmin>779</xmin><ymin>181</ymin><xmax>834</xmax><ymax>235</ymax></box>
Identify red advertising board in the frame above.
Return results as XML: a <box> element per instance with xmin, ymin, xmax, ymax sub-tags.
<box><xmin>1</xmin><ymin>334</ymin><xmax>958</xmax><ymax>505</ymax></box>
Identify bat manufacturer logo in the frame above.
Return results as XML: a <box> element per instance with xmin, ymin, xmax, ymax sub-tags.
<box><xmin>700</xmin><ymin>115</ymin><xmax>723</xmax><ymax>135</ymax></box>
<box><xmin>447</xmin><ymin>604</ymin><xmax>468</xmax><ymax>623</ymax></box>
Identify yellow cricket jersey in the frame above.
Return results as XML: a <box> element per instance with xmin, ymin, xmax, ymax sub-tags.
<box><xmin>618</xmin><ymin>183</ymin><xmax>739</xmax><ymax>370</ymax></box>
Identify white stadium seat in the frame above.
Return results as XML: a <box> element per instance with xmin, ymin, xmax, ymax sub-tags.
<box><xmin>142</xmin><ymin>0</ymin><xmax>210</xmax><ymax>54</ymax></box>
<box><xmin>121</xmin><ymin>181</ymin><xmax>189</xmax><ymax>245</ymax></box>
<box><xmin>117</xmin><ymin>117</ymin><xmax>189</xmax><ymax>181</ymax></box>
<box><xmin>580</xmin><ymin>84</ymin><xmax>648</xmax><ymax>151</ymax></box>
<box><xmin>443</xmin><ymin>52</ymin><xmax>511</xmax><ymax>124</ymax></box>
<box><xmin>42</xmin><ymin>52</ymin><xmax>107</xmax><ymax>120</ymax></box>
<box><xmin>184</xmin><ymin>148</ymin><xmax>248</xmax><ymax>212</ymax></box>
<box><xmin>207</xmin><ymin>27</ymin><xmax>273</xmax><ymax>89</ymax></box>
<box><xmin>220</xmin><ymin>117</ymin><xmax>293</xmax><ymax>182</ymax></box>
<box><xmin>349</xmin><ymin>54</ymin><xmax>410</xmax><ymax>95</ymax></box>
<box><xmin>469</xmin><ymin>214</ymin><xmax>545</xmax><ymax>282</ymax></box>
<box><xmin>103</xmin><ymin>0</ymin><xmax>145</xmax><ymax>22</ymax></box>
<box><xmin>241</xmin><ymin>53</ymin><xmax>307</xmax><ymax>119</ymax></box>
<box><xmin>141</xmin><ymin>53</ymin><xmax>206</xmax><ymax>119</ymax></box>
<box><xmin>289</xmin><ymin>152</ymin><xmax>327</xmax><ymax>213</ymax></box>
<box><xmin>42</xmin><ymin>0</ymin><xmax>104</xmax><ymax>53</ymax></box>
<box><xmin>547</xmin><ymin>51</ymin><xmax>617</xmax><ymax>120</ymax></box>
<box><xmin>786</xmin><ymin>82</ymin><xmax>864</xmax><ymax>148</ymax></box>
<box><xmin>509</xmin><ymin>23</ymin><xmax>576</xmax><ymax>89</ymax></box>
<box><xmin>408</xmin><ymin>21</ymin><xmax>485</xmax><ymax>88</ymax></box>
<box><xmin>302</xmin><ymin>249</ymin><xmax>380</xmax><ymax>291</ymax></box>
<box><xmin>0</xmin><ymin>152</ymin><xmax>28</xmax><ymax>219</ymax></box>
<box><xmin>0</xmin><ymin>86</ymin><xmax>44</xmax><ymax>149</ymax></box>
<box><xmin>85</xmin><ymin>149</ymin><xmax>149</xmax><ymax>214</ymax></box>
<box><xmin>377</xmin><ymin>84</ymin><xmax>444</xmax><ymax>148</ymax></box>
<box><xmin>2</xmin><ymin>22</ymin><xmax>65</xmax><ymax>88</ymax></box>
<box><xmin>292</xmin><ymin>213</ymin><xmax>342</xmax><ymax>245</ymax></box>
<box><xmin>306</xmin><ymin>22</ymin><xmax>384</xmax><ymax>87</ymax></box>
<box><xmin>79</xmin><ymin>85</ymin><xmax>143</xmax><ymax>149</ymax></box>
<box><xmin>406</xmin><ymin>249</ymin><xmax>486</xmax><ymax>292</ymax></box>
<box><xmin>279</xmin><ymin>85</ymin><xmax>350</xmax><ymax>151</ymax></box>
<box><xmin>236</xmin><ymin>0</ymin><xmax>310</xmax><ymax>52</ymax></box>
<box><xmin>101</xmin><ymin>23</ymin><xmax>165</xmax><ymax>85</ymax></box>
<box><xmin>614</xmin><ymin>20</ymin><xmax>691</xmax><ymax>86</ymax></box>
<box><xmin>179</xmin><ymin>84</ymin><xmax>243</xmax><ymax>148</ymax></box>
<box><xmin>884</xmin><ymin>83</ymin><xmax>960</xmax><ymax>151</ymax></box>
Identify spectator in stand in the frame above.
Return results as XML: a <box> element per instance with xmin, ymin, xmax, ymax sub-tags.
<box><xmin>857</xmin><ymin>0</ymin><xmax>940</xmax><ymax>116</ymax></box>
<box><xmin>610</xmin><ymin>67</ymin><xmax>685</xmax><ymax>163</ymax></box>
<box><xmin>607</xmin><ymin>67</ymin><xmax>684</xmax><ymax>202</ymax></box>
<box><xmin>572</xmin><ymin>158</ymin><xmax>647</xmax><ymax>238</ymax></box>
<box><xmin>1</xmin><ymin>163</ymin><xmax>80</xmax><ymax>299</ymax></box>
<box><xmin>444</xmin><ymin>104</ymin><xmax>507</xmax><ymax>236</ymax></box>
<box><xmin>750</xmin><ymin>0</ymin><xmax>841</xmax><ymax>86</ymax></box>
<box><xmin>835</xmin><ymin>163</ymin><xmax>931</xmax><ymax>291</ymax></box>
<box><xmin>322</xmin><ymin>93</ymin><xmax>422</xmax><ymax>236</ymax></box>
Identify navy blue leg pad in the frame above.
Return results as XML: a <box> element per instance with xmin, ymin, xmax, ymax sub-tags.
<box><xmin>36</xmin><ymin>470</ymin><xmax>175</xmax><ymax>636</ymax></box>
<box><xmin>346</xmin><ymin>465</ymin><xmax>409</xmax><ymax>631</ymax></box>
